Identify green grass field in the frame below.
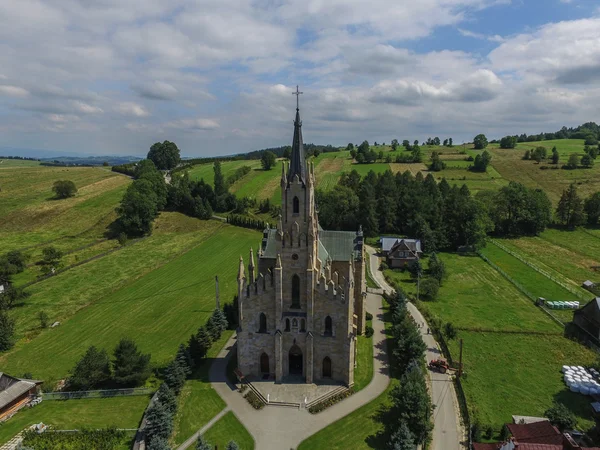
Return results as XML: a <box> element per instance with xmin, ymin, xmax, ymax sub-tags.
<box><xmin>0</xmin><ymin>220</ymin><xmax>260</xmax><ymax>384</ymax></box>
<box><xmin>354</xmin><ymin>319</ymin><xmax>374</xmax><ymax>392</ymax></box>
<box><xmin>404</xmin><ymin>251</ymin><xmax>598</xmax><ymax>430</ymax></box>
<box><xmin>171</xmin><ymin>331</ymin><xmax>232</xmax><ymax>446</ymax></box>
<box><xmin>488</xmin><ymin>139</ymin><xmax>600</xmax><ymax>203</ymax></box>
<box><xmin>203</xmin><ymin>412</ymin><xmax>255</xmax><ymax>450</ymax></box>
<box><xmin>0</xmin><ymin>396</ymin><xmax>148</xmax><ymax>445</ymax></box>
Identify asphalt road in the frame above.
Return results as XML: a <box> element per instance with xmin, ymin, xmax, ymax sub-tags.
<box><xmin>366</xmin><ymin>246</ymin><xmax>463</xmax><ymax>450</ymax></box>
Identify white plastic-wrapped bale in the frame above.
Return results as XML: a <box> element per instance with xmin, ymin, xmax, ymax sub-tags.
<box><xmin>581</xmin><ymin>386</ymin><xmax>590</xmax><ymax>395</ymax></box>
<box><xmin>562</xmin><ymin>365</ymin><xmax>569</xmax><ymax>373</ymax></box>
<box><xmin>571</xmin><ymin>383</ymin><xmax>580</xmax><ymax>392</ymax></box>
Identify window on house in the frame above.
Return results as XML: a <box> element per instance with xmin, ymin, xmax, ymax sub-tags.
<box><xmin>259</xmin><ymin>313</ymin><xmax>267</xmax><ymax>333</ymax></box>
<box><xmin>291</xmin><ymin>274</ymin><xmax>300</xmax><ymax>308</ymax></box>
<box><xmin>293</xmin><ymin>196</ymin><xmax>300</xmax><ymax>214</ymax></box>
<box><xmin>325</xmin><ymin>316</ymin><xmax>332</xmax><ymax>336</ymax></box>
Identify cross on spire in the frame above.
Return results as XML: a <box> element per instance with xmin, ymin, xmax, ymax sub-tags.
<box><xmin>292</xmin><ymin>85</ymin><xmax>303</xmax><ymax>111</ymax></box>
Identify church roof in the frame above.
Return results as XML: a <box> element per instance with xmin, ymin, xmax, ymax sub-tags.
<box><xmin>287</xmin><ymin>108</ymin><xmax>306</xmax><ymax>184</ymax></box>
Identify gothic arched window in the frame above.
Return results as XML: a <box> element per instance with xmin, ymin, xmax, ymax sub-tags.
<box><xmin>259</xmin><ymin>313</ymin><xmax>267</xmax><ymax>333</ymax></box>
<box><xmin>292</xmin><ymin>318</ymin><xmax>299</xmax><ymax>331</ymax></box>
<box><xmin>293</xmin><ymin>196</ymin><xmax>300</xmax><ymax>214</ymax></box>
<box><xmin>325</xmin><ymin>316</ymin><xmax>333</xmax><ymax>336</ymax></box>
<box><xmin>285</xmin><ymin>318</ymin><xmax>290</xmax><ymax>332</ymax></box>
<box><xmin>291</xmin><ymin>274</ymin><xmax>300</xmax><ymax>308</ymax></box>
<box><xmin>322</xmin><ymin>357</ymin><xmax>332</xmax><ymax>378</ymax></box>
<box><xmin>300</xmin><ymin>319</ymin><xmax>306</xmax><ymax>332</ymax></box>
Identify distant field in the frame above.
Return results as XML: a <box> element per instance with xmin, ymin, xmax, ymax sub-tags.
<box><xmin>0</xmin><ymin>218</ymin><xmax>260</xmax><ymax>384</ymax></box>
<box><xmin>488</xmin><ymin>139</ymin><xmax>600</xmax><ymax>203</ymax></box>
<box><xmin>0</xmin><ymin>165</ymin><xmax>130</xmax><ymax>252</ymax></box>
<box><xmin>0</xmin><ymin>396</ymin><xmax>148</xmax><ymax>446</ymax></box>
<box><xmin>0</xmin><ymin>159</ymin><xmax>41</xmax><ymax>168</ymax></box>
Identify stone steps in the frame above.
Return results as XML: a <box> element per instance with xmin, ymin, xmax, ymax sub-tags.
<box><xmin>305</xmin><ymin>385</ymin><xmax>349</xmax><ymax>409</ymax></box>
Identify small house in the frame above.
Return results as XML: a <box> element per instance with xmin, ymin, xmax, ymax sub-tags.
<box><xmin>583</xmin><ymin>281</ymin><xmax>596</xmax><ymax>291</ymax></box>
<box><xmin>380</xmin><ymin>237</ymin><xmax>422</xmax><ymax>269</ymax></box>
<box><xmin>0</xmin><ymin>373</ymin><xmax>42</xmax><ymax>421</ymax></box>
<box><xmin>573</xmin><ymin>298</ymin><xmax>600</xmax><ymax>343</ymax></box>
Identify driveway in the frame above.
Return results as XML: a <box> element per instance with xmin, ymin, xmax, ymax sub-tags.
<box><xmin>365</xmin><ymin>245</ymin><xmax>463</xmax><ymax>450</ymax></box>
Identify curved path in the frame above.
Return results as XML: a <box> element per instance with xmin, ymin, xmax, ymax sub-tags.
<box><xmin>207</xmin><ymin>291</ymin><xmax>390</xmax><ymax>450</ymax></box>
<box><xmin>365</xmin><ymin>246</ymin><xmax>463</xmax><ymax>450</ymax></box>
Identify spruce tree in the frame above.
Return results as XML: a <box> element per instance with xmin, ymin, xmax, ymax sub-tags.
<box><xmin>145</xmin><ymin>401</ymin><xmax>173</xmax><ymax>443</ymax></box>
<box><xmin>226</xmin><ymin>441</ymin><xmax>240</xmax><ymax>450</ymax></box>
<box><xmin>195</xmin><ymin>435</ymin><xmax>212</xmax><ymax>450</ymax></box>
<box><xmin>157</xmin><ymin>383</ymin><xmax>178</xmax><ymax>416</ymax></box>
<box><xmin>175</xmin><ymin>343</ymin><xmax>192</xmax><ymax>376</ymax></box>
<box><xmin>188</xmin><ymin>334</ymin><xmax>203</xmax><ymax>367</ymax></box>
<box><xmin>388</xmin><ymin>420</ymin><xmax>415</xmax><ymax>450</ymax></box>
<box><xmin>112</xmin><ymin>338</ymin><xmax>151</xmax><ymax>386</ymax></box>
<box><xmin>205</xmin><ymin>316</ymin><xmax>220</xmax><ymax>341</ymax></box>
<box><xmin>197</xmin><ymin>327</ymin><xmax>213</xmax><ymax>358</ymax></box>
<box><xmin>212</xmin><ymin>308</ymin><xmax>229</xmax><ymax>334</ymax></box>
<box><xmin>69</xmin><ymin>346</ymin><xmax>111</xmax><ymax>390</ymax></box>
<box><xmin>0</xmin><ymin>310</ymin><xmax>15</xmax><ymax>352</ymax></box>
<box><xmin>147</xmin><ymin>436</ymin><xmax>171</xmax><ymax>450</ymax></box>
<box><xmin>164</xmin><ymin>359</ymin><xmax>187</xmax><ymax>394</ymax></box>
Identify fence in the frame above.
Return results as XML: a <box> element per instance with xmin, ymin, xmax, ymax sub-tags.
<box><xmin>477</xmin><ymin>251</ymin><xmax>565</xmax><ymax>327</ymax></box>
<box><xmin>42</xmin><ymin>388</ymin><xmax>153</xmax><ymax>401</ymax></box>
<box><xmin>488</xmin><ymin>239</ymin><xmax>586</xmax><ymax>300</ymax></box>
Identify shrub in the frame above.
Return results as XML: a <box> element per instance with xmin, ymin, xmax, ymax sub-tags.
<box><xmin>52</xmin><ymin>180</ymin><xmax>78</xmax><ymax>199</ymax></box>
<box><xmin>308</xmin><ymin>388</ymin><xmax>355</xmax><ymax>413</ymax></box>
<box><xmin>244</xmin><ymin>390</ymin><xmax>265</xmax><ymax>410</ymax></box>
<box><xmin>38</xmin><ymin>310</ymin><xmax>49</xmax><ymax>329</ymax></box>
<box><xmin>365</xmin><ymin>326</ymin><xmax>374</xmax><ymax>338</ymax></box>
<box><xmin>365</xmin><ymin>311</ymin><xmax>373</xmax><ymax>321</ymax></box>
<box><xmin>420</xmin><ymin>278</ymin><xmax>439</xmax><ymax>301</ymax></box>
<box><xmin>544</xmin><ymin>402</ymin><xmax>576</xmax><ymax>431</ymax></box>
<box><xmin>485</xmin><ymin>424</ymin><xmax>494</xmax><ymax>440</ymax></box>
<box><xmin>379</xmin><ymin>261</ymin><xmax>389</xmax><ymax>271</ymax></box>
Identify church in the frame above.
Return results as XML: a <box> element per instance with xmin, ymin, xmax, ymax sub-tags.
<box><xmin>236</xmin><ymin>97</ymin><xmax>366</xmax><ymax>386</ymax></box>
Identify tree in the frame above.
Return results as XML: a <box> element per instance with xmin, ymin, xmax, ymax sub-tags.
<box><xmin>164</xmin><ymin>358</ymin><xmax>187</xmax><ymax>394</ymax></box>
<box><xmin>551</xmin><ymin>147</ymin><xmax>560</xmax><ymax>164</ymax></box>
<box><xmin>147</xmin><ymin>437</ymin><xmax>171</xmax><ymax>450</ymax></box>
<box><xmin>196</xmin><ymin>435</ymin><xmax>212</xmax><ymax>450</ymax></box>
<box><xmin>544</xmin><ymin>402</ymin><xmax>576</xmax><ymax>431</ymax></box>
<box><xmin>499</xmin><ymin>136</ymin><xmax>517</xmax><ymax>149</ymax></box>
<box><xmin>402</xmin><ymin>140</ymin><xmax>410</xmax><ymax>149</ymax></box>
<box><xmin>531</xmin><ymin>146</ymin><xmax>546</xmax><ymax>163</ymax></box>
<box><xmin>112</xmin><ymin>338</ymin><xmax>151</xmax><ymax>386</ymax></box>
<box><xmin>556</xmin><ymin>184</ymin><xmax>586</xmax><ymax>229</ymax></box>
<box><xmin>212</xmin><ymin>308</ymin><xmax>229</xmax><ymax>334</ymax></box>
<box><xmin>411</xmin><ymin>145</ymin><xmax>422</xmax><ymax>163</ymax></box>
<box><xmin>566</xmin><ymin>153</ymin><xmax>579</xmax><ymax>169</ymax></box>
<box><xmin>213</xmin><ymin>161</ymin><xmax>226</xmax><ymax>196</ymax></box>
<box><xmin>38</xmin><ymin>310</ymin><xmax>49</xmax><ymax>328</ymax></box>
<box><xmin>584</xmin><ymin>192</ymin><xmax>600</xmax><ymax>225</ymax></box>
<box><xmin>428</xmin><ymin>152</ymin><xmax>446</xmax><ymax>171</ymax></box>
<box><xmin>346</xmin><ymin>143</ymin><xmax>354</xmax><ymax>151</ymax></box>
<box><xmin>500</xmin><ymin>424</ymin><xmax>511</xmax><ymax>441</ymax></box>
<box><xmin>408</xmin><ymin>260</ymin><xmax>422</xmax><ymax>279</ymax></box>
<box><xmin>448</xmin><ymin>138</ymin><xmax>453</xmax><ymax>147</ymax></box>
<box><xmin>313</xmin><ymin>148</ymin><xmax>321</xmax><ymax>158</ymax></box>
<box><xmin>52</xmin><ymin>180</ymin><xmax>78</xmax><ymax>199</ymax></box>
<box><xmin>473</xmin><ymin>134</ymin><xmax>488</xmax><ymax>150</ymax></box>
<box><xmin>428</xmin><ymin>253</ymin><xmax>446</xmax><ymax>284</ymax></box>
<box><xmin>523</xmin><ymin>150</ymin><xmax>530</xmax><ymax>160</ymax></box>
<box><xmin>444</xmin><ymin>322</ymin><xmax>457</xmax><ymax>340</ymax></box>
<box><xmin>41</xmin><ymin>246</ymin><xmax>63</xmax><ymax>272</ymax></box>
<box><xmin>148</xmin><ymin>141</ymin><xmax>181</xmax><ymax>170</ymax></box>
<box><xmin>472</xmin><ymin>150</ymin><xmax>491</xmax><ymax>172</ymax></box>
<box><xmin>282</xmin><ymin>146</ymin><xmax>292</xmax><ymax>159</ymax></box>
<box><xmin>388</xmin><ymin>420</ymin><xmax>415</xmax><ymax>450</ymax></box>
<box><xmin>145</xmin><ymin>401</ymin><xmax>173</xmax><ymax>444</ymax></box>
<box><xmin>420</xmin><ymin>278</ymin><xmax>439</xmax><ymax>300</ymax></box>
<box><xmin>69</xmin><ymin>346</ymin><xmax>111</xmax><ymax>389</ymax></box>
<box><xmin>261</xmin><ymin>151</ymin><xmax>277</xmax><ymax>170</ymax></box>
<box><xmin>117</xmin><ymin>179</ymin><xmax>159</xmax><ymax>236</ymax></box>
<box><xmin>0</xmin><ymin>311</ymin><xmax>15</xmax><ymax>351</ymax></box>
<box><xmin>581</xmin><ymin>153</ymin><xmax>594</xmax><ymax>168</ymax></box>
<box><xmin>226</xmin><ymin>441</ymin><xmax>240</xmax><ymax>450</ymax></box>
<box><xmin>350</xmin><ymin>149</ymin><xmax>357</xmax><ymax>160</ymax></box>
<box><xmin>157</xmin><ymin>382</ymin><xmax>178</xmax><ymax>416</ymax></box>
<box><xmin>391</xmin><ymin>139</ymin><xmax>399</xmax><ymax>151</ymax></box>
<box><xmin>175</xmin><ymin>343</ymin><xmax>192</xmax><ymax>377</ymax></box>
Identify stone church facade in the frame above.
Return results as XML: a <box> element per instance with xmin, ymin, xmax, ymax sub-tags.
<box><xmin>236</xmin><ymin>104</ymin><xmax>366</xmax><ymax>386</ymax></box>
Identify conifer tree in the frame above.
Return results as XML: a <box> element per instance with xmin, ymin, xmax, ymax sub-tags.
<box><xmin>147</xmin><ymin>436</ymin><xmax>171</xmax><ymax>450</ymax></box>
<box><xmin>196</xmin><ymin>435</ymin><xmax>212</xmax><ymax>450</ymax></box>
<box><xmin>388</xmin><ymin>420</ymin><xmax>415</xmax><ymax>450</ymax></box>
<box><xmin>69</xmin><ymin>346</ymin><xmax>111</xmax><ymax>389</ymax></box>
<box><xmin>205</xmin><ymin>316</ymin><xmax>221</xmax><ymax>341</ymax></box>
<box><xmin>175</xmin><ymin>343</ymin><xmax>192</xmax><ymax>376</ymax></box>
<box><xmin>164</xmin><ymin>359</ymin><xmax>187</xmax><ymax>394</ymax></box>
<box><xmin>145</xmin><ymin>400</ymin><xmax>173</xmax><ymax>444</ymax></box>
<box><xmin>112</xmin><ymin>338</ymin><xmax>151</xmax><ymax>386</ymax></box>
<box><xmin>157</xmin><ymin>383</ymin><xmax>178</xmax><ymax>416</ymax></box>
<box><xmin>212</xmin><ymin>308</ymin><xmax>229</xmax><ymax>334</ymax></box>
<box><xmin>556</xmin><ymin>183</ymin><xmax>586</xmax><ymax>229</ymax></box>
<box><xmin>226</xmin><ymin>441</ymin><xmax>240</xmax><ymax>450</ymax></box>
<box><xmin>0</xmin><ymin>310</ymin><xmax>15</xmax><ymax>352</ymax></box>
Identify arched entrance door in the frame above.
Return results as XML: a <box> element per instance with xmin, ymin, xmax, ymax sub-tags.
<box><xmin>260</xmin><ymin>352</ymin><xmax>269</xmax><ymax>374</ymax></box>
<box><xmin>289</xmin><ymin>344</ymin><xmax>303</xmax><ymax>375</ymax></box>
<box><xmin>322</xmin><ymin>357</ymin><xmax>332</xmax><ymax>378</ymax></box>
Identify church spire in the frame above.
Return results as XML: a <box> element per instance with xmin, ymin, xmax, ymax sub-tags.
<box><xmin>287</xmin><ymin>85</ymin><xmax>306</xmax><ymax>184</ymax></box>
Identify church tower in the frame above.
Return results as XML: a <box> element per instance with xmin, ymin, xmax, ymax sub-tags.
<box><xmin>236</xmin><ymin>87</ymin><xmax>365</xmax><ymax>388</ymax></box>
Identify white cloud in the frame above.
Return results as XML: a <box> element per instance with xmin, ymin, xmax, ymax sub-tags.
<box><xmin>132</xmin><ymin>81</ymin><xmax>178</xmax><ymax>100</ymax></box>
<box><xmin>116</xmin><ymin>102</ymin><xmax>150</xmax><ymax>117</ymax></box>
<box><xmin>0</xmin><ymin>85</ymin><xmax>29</xmax><ymax>97</ymax></box>
<box><xmin>73</xmin><ymin>101</ymin><xmax>103</xmax><ymax>114</ymax></box>
<box><xmin>166</xmin><ymin>118</ymin><xmax>220</xmax><ymax>130</ymax></box>
<box><xmin>458</xmin><ymin>28</ymin><xmax>505</xmax><ymax>42</ymax></box>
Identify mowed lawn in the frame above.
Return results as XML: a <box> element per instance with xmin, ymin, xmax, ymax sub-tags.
<box><xmin>480</xmin><ymin>242</ymin><xmax>581</xmax><ymax>302</ymax></box>
<box><xmin>0</xmin><ymin>396</ymin><xmax>148</xmax><ymax>445</ymax></box>
<box><xmin>0</xmin><ymin>222</ymin><xmax>260</xmax><ymax>383</ymax></box>
<box><xmin>171</xmin><ymin>331</ymin><xmax>232</xmax><ymax>446</ymax></box>
<box><xmin>203</xmin><ymin>412</ymin><xmax>255</xmax><ymax>450</ymax></box>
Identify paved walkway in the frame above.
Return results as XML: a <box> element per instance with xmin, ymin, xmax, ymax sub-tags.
<box><xmin>209</xmin><ymin>292</ymin><xmax>391</xmax><ymax>450</ymax></box>
<box><xmin>365</xmin><ymin>246</ymin><xmax>464</xmax><ymax>450</ymax></box>
<box><xmin>176</xmin><ymin>407</ymin><xmax>231</xmax><ymax>450</ymax></box>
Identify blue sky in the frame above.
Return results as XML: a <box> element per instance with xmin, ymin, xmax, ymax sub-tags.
<box><xmin>1</xmin><ymin>0</ymin><xmax>600</xmax><ymax>157</ymax></box>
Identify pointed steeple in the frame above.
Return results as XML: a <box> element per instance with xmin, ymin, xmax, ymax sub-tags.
<box><xmin>238</xmin><ymin>256</ymin><xmax>245</xmax><ymax>281</ymax></box>
<box><xmin>248</xmin><ymin>248</ymin><xmax>256</xmax><ymax>284</ymax></box>
<box><xmin>287</xmin><ymin>87</ymin><xmax>306</xmax><ymax>184</ymax></box>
